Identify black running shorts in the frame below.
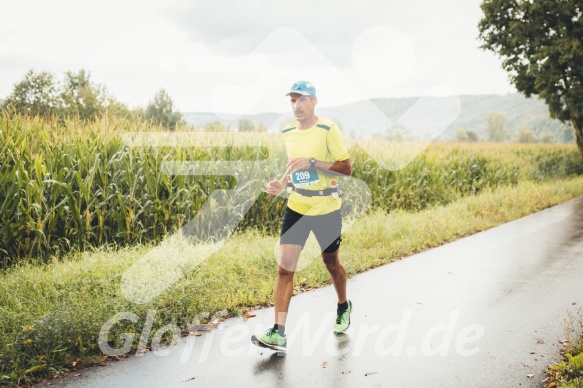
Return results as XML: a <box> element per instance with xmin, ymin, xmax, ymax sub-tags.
<box><xmin>280</xmin><ymin>207</ymin><xmax>342</xmax><ymax>253</ymax></box>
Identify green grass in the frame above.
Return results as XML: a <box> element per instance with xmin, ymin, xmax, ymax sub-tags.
<box><xmin>546</xmin><ymin>311</ymin><xmax>583</xmax><ymax>387</ymax></box>
<box><xmin>2</xmin><ymin>177</ymin><xmax>583</xmax><ymax>385</ymax></box>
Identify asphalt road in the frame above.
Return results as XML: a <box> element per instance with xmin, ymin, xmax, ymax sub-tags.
<box><xmin>44</xmin><ymin>197</ymin><xmax>583</xmax><ymax>388</ymax></box>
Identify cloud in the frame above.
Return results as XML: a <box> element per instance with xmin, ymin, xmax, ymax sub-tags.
<box><xmin>162</xmin><ymin>0</ymin><xmax>430</xmax><ymax>68</ymax></box>
<box><xmin>0</xmin><ymin>0</ymin><xmax>515</xmax><ymax>113</ymax></box>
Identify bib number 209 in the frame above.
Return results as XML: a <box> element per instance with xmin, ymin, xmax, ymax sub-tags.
<box><xmin>291</xmin><ymin>167</ymin><xmax>320</xmax><ymax>187</ymax></box>
<box><xmin>295</xmin><ymin>171</ymin><xmax>311</xmax><ymax>180</ymax></box>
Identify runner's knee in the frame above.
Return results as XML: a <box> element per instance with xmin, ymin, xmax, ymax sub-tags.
<box><xmin>277</xmin><ymin>265</ymin><xmax>295</xmax><ymax>277</ymax></box>
<box><xmin>322</xmin><ymin>252</ymin><xmax>339</xmax><ymax>267</ymax></box>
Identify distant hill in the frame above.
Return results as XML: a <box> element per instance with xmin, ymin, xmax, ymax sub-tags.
<box><xmin>368</xmin><ymin>94</ymin><xmax>573</xmax><ymax>142</ymax></box>
<box><xmin>182</xmin><ymin>94</ymin><xmax>574</xmax><ymax>143</ymax></box>
<box><xmin>181</xmin><ymin>111</ymin><xmax>281</xmax><ymax>129</ymax></box>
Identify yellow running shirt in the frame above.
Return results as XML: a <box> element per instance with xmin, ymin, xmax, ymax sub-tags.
<box><xmin>282</xmin><ymin>117</ymin><xmax>350</xmax><ymax>216</ymax></box>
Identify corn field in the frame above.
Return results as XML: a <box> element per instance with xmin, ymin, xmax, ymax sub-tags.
<box><xmin>1</xmin><ymin>112</ymin><xmax>582</xmax><ymax>267</ymax></box>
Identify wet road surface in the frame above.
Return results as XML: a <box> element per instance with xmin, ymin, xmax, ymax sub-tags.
<box><xmin>45</xmin><ymin>197</ymin><xmax>583</xmax><ymax>388</ymax></box>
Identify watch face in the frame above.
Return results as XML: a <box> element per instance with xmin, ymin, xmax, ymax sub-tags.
<box><xmin>310</xmin><ymin>158</ymin><xmax>316</xmax><ymax>167</ymax></box>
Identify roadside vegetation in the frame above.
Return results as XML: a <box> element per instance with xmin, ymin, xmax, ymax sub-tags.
<box><xmin>2</xmin><ymin>112</ymin><xmax>583</xmax><ymax>266</ymax></box>
<box><xmin>2</xmin><ymin>179</ymin><xmax>583</xmax><ymax>385</ymax></box>
<box><xmin>2</xmin><ymin>115</ymin><xmax>583</xmax><ymax>385</ymax></box>
<box><xmin>545</xmin><ymin>310</ymin><xmax>583</xmax><ymax>387</ymax></box>
<box><xmin>2</xmin><ymin>178</ymin><xmax>583</xmax><ymax>385</ymax></box>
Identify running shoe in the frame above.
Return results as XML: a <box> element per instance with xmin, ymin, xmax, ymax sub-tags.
<box><xmin>251</xmin><ymin>327</ymin><xmax>287</xmax><ymax>352</ymax></box>
<box><xmin>333</xmin><ymin>300</ymin><xmax>352</xmax><ymax>334</ymax></box>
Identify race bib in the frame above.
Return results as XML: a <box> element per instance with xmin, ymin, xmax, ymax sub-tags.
<box><xmin>291</xmin><ymin>168</ymin><xmax>320</xmax><ymax>187</ymax></box>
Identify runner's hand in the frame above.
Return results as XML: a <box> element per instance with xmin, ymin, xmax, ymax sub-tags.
<box><xmin>266</xmin><ymin>179</ymin><xmax>284</xmax><ymax>196</ymax></box>
<box><xmin>287</xmin><ymin>157</ymin><xmax>311</xmax><ymax>172</ymax></box>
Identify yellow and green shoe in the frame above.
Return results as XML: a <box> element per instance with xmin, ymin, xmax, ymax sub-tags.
<box><xmin>251</xmin><ymin>327</ymin><xmax>287</xmax><ymax>352</ymax></box>
<box><xmin>333</xmin><ymin>300</ymin><xmax>352</xmax><ymax>334</ymax></box>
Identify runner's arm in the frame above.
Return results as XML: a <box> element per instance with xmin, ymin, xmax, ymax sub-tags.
<box><xmin>287</xmin><ymin>158</ymin><xmax>352</xmax><ymax>176</ymax></box>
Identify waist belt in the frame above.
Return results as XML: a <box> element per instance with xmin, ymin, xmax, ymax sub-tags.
<box><xmin>293</xmin><ymin>187</ymin><xmax>342</xmax><ymax>197</ymax></box>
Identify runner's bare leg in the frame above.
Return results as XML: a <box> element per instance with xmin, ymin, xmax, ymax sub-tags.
<box><xmin>275</xmin><ymin>244</ymin><xmax>302</xmax><ymax>326</ymax></box>
<box><xmin>322</xmin><ymin>250</ymin><xmax>347</xmax><ymax>304</ymax></box>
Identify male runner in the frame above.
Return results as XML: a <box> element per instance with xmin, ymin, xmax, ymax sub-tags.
<box><xmin>251</xmin><ymin>80</ymin><xmax>353</xmax><ymax>352</ymax></box>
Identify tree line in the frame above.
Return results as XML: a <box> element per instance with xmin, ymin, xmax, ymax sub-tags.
<box><xmin>1</xmin><ymin>69</ymin><xmax>184</xmax><ymax>130</ymax></box>
<box><xmin>455</xmin><ymin>112</ymin><xmax>562</xmax><ymax>143</ymax></box>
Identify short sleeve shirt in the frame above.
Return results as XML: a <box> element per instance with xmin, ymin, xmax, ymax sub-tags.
<box><xmin>282</xmin><ymin>117</ymin><xmax>350</xmax><ymax>216</ymax></box>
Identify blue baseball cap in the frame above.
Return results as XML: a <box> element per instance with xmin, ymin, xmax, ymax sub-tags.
<box><xmin>285</xmin><ymin>80</ymin><xmax>316</xmax><ymax>97</ymax></box>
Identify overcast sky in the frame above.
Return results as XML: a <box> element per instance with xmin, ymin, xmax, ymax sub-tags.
<box><xmin>0</xmin><ymin>0</ymin><xmax>516</xmax><ymax>115</ymax></box>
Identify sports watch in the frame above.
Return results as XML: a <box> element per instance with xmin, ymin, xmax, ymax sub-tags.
<box><xmin>309</xmin><ymin>157</ymin><xmax>316</xmax><ymax>168</ymax></box>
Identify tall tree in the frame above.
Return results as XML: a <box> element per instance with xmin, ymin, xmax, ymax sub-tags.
<box><xmin>61</xmin><ymin>69</ymin><xmax>107</xmax><ymax>120</ymax></box>
<box><xmin>479</xmin><ymin>0</ymin><xmax>583</xmax><ymax>156</ymax></box>
<box><xmin>485</xmin><ymin>112</ymin><xmax>509</xmax><ymax>142</ymax></box>
<box><xmin>145</xmin><ymin>89</ymin><xmax>184</xmax><ymax>130</ymax></box>
<box><xmin>2</xmin><ymin>70</ymin><xmax>61</xmax><ymax>117</ymax></box>
<box><xmin>2</xmin><ymin>69</ymin><xmax>130</xmax><ymax>120</ymax></box>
